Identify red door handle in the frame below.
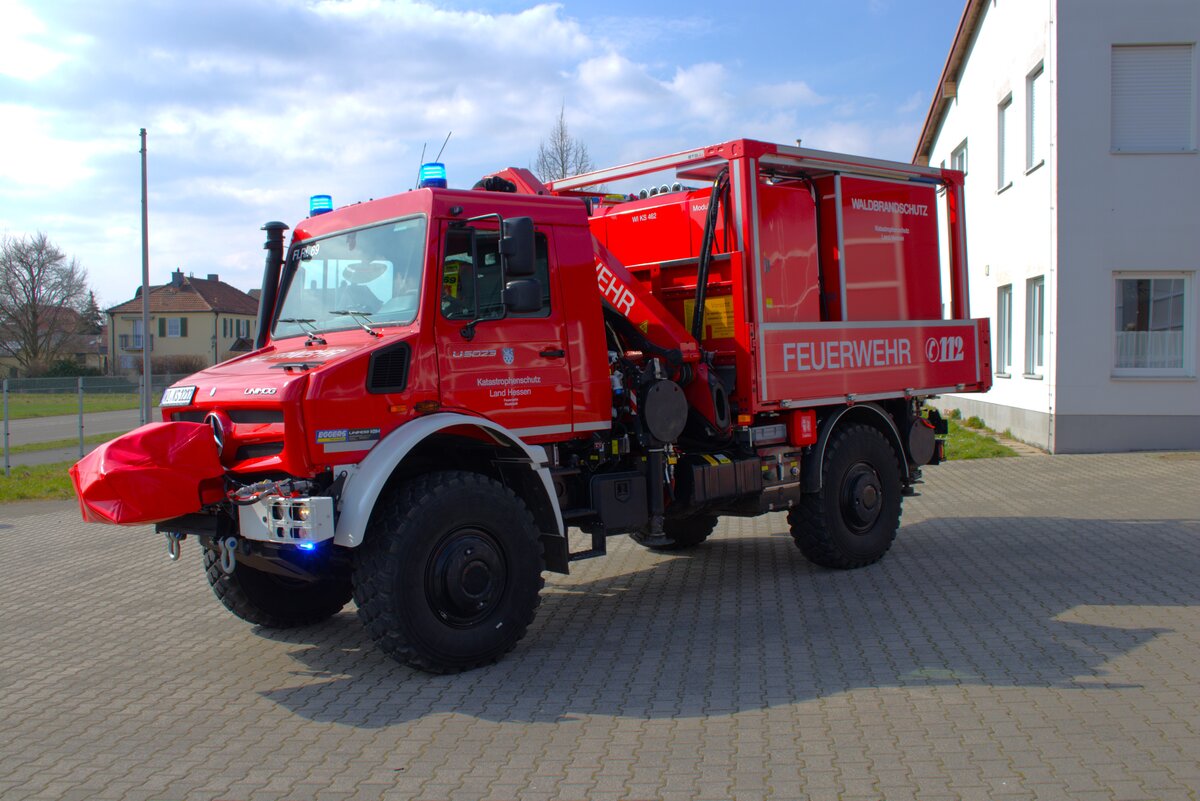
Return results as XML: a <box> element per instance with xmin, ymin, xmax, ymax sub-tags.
<box><xmin>539</xmin><ymin>348</ymin><xmax>565</xmax><ymax>358</ymax></box>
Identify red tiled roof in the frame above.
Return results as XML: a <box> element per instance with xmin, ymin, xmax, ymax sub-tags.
<box><xmin>108</xmin><ymin>275</ymin><xmax>258</xmax><ymax>315</ymax></box>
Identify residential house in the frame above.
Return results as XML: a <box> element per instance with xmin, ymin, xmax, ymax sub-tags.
<box><xmin>107</xmin><ymin>271</ymin><xmax>259</xmax><ymax>374</ymax></box>
<box><xmin>0</xmin><ymin>307</ymin><xmax>104</xmax><ymax>378</ymax></box>
<box><xmin>914</xmin><ymin>0</ymin><xmax>1200</xmax><ymax>452</ymax></box>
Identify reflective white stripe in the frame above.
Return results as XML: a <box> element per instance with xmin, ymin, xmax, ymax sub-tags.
<box><xmin>323</xmin><ymin>441</ymin><xmax>375</xmax><ymax>453</ymax></box>
<box><xmin>512</xmin><ymin>423</ymin><xmax>573</xmax><ymax>438</ymax></box>
<box><xmin>777</xmin><ymin>387</ymin><xmax>962</xmax><ymax>408</ymax></box>
<box><xmin>512</xmin><ymin>420</ymin><xmax>611</xmax><ymax>439</ymax></box>
<box><xmin>760</xmin><ymin>319</ymin><xmax>977</xmax><ymax>332</ymax></box>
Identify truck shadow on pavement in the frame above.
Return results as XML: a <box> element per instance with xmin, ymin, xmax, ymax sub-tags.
<box><xmin>255</xmin><ymin>515</ymin><xmax>1198</xmax><ymax>727</ymax></box>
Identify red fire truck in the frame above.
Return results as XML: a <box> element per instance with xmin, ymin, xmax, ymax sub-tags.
<box><xmin>73</xmin><ymin>138</ymin><xmax>990</xmax><ymax>673</ymax></box>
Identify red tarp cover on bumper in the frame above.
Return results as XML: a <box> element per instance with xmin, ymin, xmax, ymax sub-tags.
<box><xmin>70</xmin><ymin>422</ymin><xmax>226</xmax><ymax>525</ymax></box>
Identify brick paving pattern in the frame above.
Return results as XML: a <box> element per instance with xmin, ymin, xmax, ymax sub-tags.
<box><xmin>1</xmin><ymin>451</ymin><xmax>1199</xmax><ymax>800</ymax></box>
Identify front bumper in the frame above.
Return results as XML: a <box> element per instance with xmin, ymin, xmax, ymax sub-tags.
<box><xmin>236</xmin><ymin>495</ymin><xmax>336</xmax><ymax>546</ymax></box>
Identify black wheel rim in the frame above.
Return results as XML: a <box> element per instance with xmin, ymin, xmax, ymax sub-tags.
<box><xmin>425</xmin><ymin>527</ymin><xmax>507</xmax><ymax>628</ymax></box>
<box><xmin>839</xmin><ymin>461</ymin><xmax>884</xmax><ymax>535</ymax></box>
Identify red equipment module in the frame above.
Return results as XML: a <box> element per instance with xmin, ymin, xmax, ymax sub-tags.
<box><xmin>553</xmin><ymin>138</ymin><xmax>988</xmax><ymax>418</ymax></box>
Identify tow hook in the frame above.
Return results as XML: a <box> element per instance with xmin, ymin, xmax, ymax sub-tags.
<box><xmin>164</xmin><ymin>532</ymin><xmax>185</xmax><ymax>561</ymax></box>
<box><xmin>217</xmin><ymin>536</ymin><xmax>240</xmax><ymax>574</ymax></box>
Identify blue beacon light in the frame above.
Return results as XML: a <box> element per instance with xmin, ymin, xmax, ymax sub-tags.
<box><xmin>309</xmin><ymin>194</ymin><xmax>333</xmax><ymax>215</ymax></box>
<box><xmin>418</xmin><ymin>162</ymin><xmax>448</xmax><ymax>189</ymax></box>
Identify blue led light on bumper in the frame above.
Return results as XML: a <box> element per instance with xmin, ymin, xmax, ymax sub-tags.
<box><xmin>418</xmin><ymin>162</ymin><xmax>447</xmax><ymax>188</ymax></box>
<box><xmin>297</xmin><ymin>541</ymin><xmax>317</xmax><ymax>551</ymax></box>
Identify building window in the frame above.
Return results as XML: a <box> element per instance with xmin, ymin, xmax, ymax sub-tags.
<box><xmin>997</xmin><ymin>284</ymin><xmax>1013</xmax><ymax>375</ymax></box>
<box><xmin>1026</xmin><ymin>63</ymin><xmax>1045</xmax><ymax>170</ymax></box>
<box><xmin>1025</xmin><ymin>276</ymin><xmax>1045</xmax><ymax>376</ymax></box>
<box><xmin>158</xmin><ymin>317</ymin><xmax>187</xmax><ymax>338</ymax></box>
<box><xmin>1111</xmin><ymin>44</ymin><xmax>1196</xmax><ymax>153</ymax></box>
<box><xmin>223</xmin><ymin>318</ymin><xmax>229</xmax><ymax>337</ymax></box>
<box><xmin>997</xmin><ymin>95</ymin><xmax>1013</xmax><ymax>190</ymax></box>
<box><xmin>1114</xmin><ymin>273</ymin><xmax>1192</xmax><ymax>375</ymax></box>
<box><xmin>951</xmin><ymin>139</ymin><xmax>968</xmax><ymax>174</ymax></box>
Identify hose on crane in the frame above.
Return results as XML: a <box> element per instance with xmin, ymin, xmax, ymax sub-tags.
<box><xmin>691</xmin><ymin>167</ymin><xmax>730</xmax><ymax>342</ymax></box>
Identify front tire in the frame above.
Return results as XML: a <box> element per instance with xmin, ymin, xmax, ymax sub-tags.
<box><xmin>204</xmin><ymin>551</ymin><xmax>352</xmax><ymax>628</ymax></box>
<box><xmin>353</xmin><ymin>471</ymin><xmax>545</xmax><ymax>674</ymax></box>
<box><xmin>788</xmin><ymin>423</ymin><xmax>903</xmax><ymax>569</ymax></box>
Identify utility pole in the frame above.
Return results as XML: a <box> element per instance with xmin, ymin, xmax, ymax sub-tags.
<box><xmin>140</xmin><ymin>129</ymin><xmax>152</xmax><ymax>424</ymax></box>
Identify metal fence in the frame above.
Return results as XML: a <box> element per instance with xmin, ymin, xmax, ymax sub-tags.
<box><xmin>1</xmin><ymin>374</ymin><xmax>191</xmax><ymax>396</ymax></box>
<box><xmin>2</xmin><ymin>374</ymin><xmax>194</xmax><ymax>476</ymax></box>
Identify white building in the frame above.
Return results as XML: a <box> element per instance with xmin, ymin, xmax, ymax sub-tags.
<box><xmin>915</xmin><ymin>0</ymin><xmax>1200</xmax><ymax>452</ymax></box>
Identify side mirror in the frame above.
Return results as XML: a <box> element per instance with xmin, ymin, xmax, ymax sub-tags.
<box><xmin>501</xmin><ymin>217</ymin><xmax>536</xmax><ymax>277</ymax></box>
<box><xmin>502</xmin><ymin>279</ymin><xmax>542</xmax><ymax>313</ymax></box>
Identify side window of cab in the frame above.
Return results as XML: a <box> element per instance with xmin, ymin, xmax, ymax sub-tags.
<box><xmin>441</xmin><ymin>229</ymin><xmax>551</xmax><ymax>320</ymax></box>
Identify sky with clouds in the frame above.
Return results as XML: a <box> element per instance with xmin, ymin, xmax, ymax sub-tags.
<box><xmin>0</xmin><ymin>0</ymin><xmax>962</xmax><ymax>307</ymax></box>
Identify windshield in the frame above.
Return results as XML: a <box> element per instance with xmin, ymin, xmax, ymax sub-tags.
<box><xmin>274</xmin><ymin>216</ymin><xmax>427</xmax><ymax>338</ymax></box>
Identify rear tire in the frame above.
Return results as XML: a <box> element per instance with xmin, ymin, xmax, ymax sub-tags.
<box><xmin>634</xmin><ymin>514</ymin><xmax>719</xmax><ymax>551</ymax></box>
<box><xmin>353</xmin><ymin>471</ymin><xmax>545</xmax><ymax>673</ymax></box>
<box><xmin>788</xmin><ymin>423</ymin><xmax>902</xmax><ymax>569</ymax></box>
<box><xmin>204</xmin><ymin>551</ymin><xmax>352</xmax><ymax>628</ymax></box>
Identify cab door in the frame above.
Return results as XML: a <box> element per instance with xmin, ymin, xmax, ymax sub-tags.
<box><xmin>434</xmin><ymin>222</ymin><xmax>574</xmax><ymax>442</ymax></box>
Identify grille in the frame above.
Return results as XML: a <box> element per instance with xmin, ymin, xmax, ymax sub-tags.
<box><xmin>235</xmin><ymin>442</ymin><xmax>285</xmax><ymax>460</ymax></box>
<box><xmin>229</xmin><ymin>409</ymin><xmax>284</xmax><ymax>423</ymax></box>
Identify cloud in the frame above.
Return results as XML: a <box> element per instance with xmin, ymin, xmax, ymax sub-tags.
<box><xmin>0</xmin><ymin>0</ymin><xmax>78</xmax><ymax>80</ymax></box>
<box><xmin>0</xmin><ymin>0</ymin><xmax>939</xmax><ymax>307</ymax></box>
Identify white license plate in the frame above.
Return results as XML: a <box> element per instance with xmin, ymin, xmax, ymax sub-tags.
<box><xmin>160</xmin><ymin>385</ymin><xmax>197</xmax><ymax>407</ymax></box>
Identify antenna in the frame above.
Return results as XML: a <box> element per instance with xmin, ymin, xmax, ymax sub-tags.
<box><xmin>414</xmin><ymin>142</ymin><xmax>428</xmax><ymax>190</ymax></box>
<box><xmin>434</xmin><ymin>131</ymin><xmax>452</xmax><ymax>163</ymax></box>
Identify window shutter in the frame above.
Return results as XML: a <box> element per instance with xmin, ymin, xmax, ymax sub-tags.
<box><xmin>1112</xmin><ymin>45</ymin><xmax>1195</xmax><ymax>152</ymax></box>
<box><xmin>158</xmin><ymin>317</ymin><xmax>166</xmax><ymax>337</ymax></box>
<box><xmin>180</xmin><ymin>317</ymin><xmax>188</xmax><ymax>337</ymax></box>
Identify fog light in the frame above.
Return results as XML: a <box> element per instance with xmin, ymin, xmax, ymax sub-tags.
<box><xmin>292</xmin><ymin>504</ymin><xmax>311</xmax><ymax>522</ymax></box>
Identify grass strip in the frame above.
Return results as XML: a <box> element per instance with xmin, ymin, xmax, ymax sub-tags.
<box><xmin>945</xmin><ymin>420</ymin><xmax>1018</xmax><ymax>460</ymax></box>
<box><xmin>1</xmin><ymin>393</ymin><xmax>140</xmax><ymax>420</ymax></box>
<box><xmin>5</xmin><ymin>431</ymin><xmax>125</xmax><ymax>456</ymax></box>
<box><xmin>0</xmin><ymin>462</ymin><xmax>77</xmax><ymax>502</ymax></box>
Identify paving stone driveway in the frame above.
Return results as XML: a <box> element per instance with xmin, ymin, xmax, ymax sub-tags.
<box><xmin>2</xmin><ymin>452</ymin><xmax>1199</xmax><ymax>801</ymax></box>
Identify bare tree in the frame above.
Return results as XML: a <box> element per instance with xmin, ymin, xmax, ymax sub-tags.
<box><xmin>534</xmin><ymin>105</ymin><xmax>594</xmax><ymax>182</ymax></box>
<box><xmin>0</xmin><ymin>232</ymin><xmax>90</xmax><ymax>373</ymax></box>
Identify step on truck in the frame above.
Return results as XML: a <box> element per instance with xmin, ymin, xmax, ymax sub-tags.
<box><xmin>72</xmin><ymin>138</ymin><xmax>991</xmax><ymax>673</ymax></box>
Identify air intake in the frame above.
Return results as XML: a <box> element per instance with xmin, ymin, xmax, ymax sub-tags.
<box><xmin>367</xmin><ymin>343</ymin><xmax>410</xmax><ymax>393</ymax></box>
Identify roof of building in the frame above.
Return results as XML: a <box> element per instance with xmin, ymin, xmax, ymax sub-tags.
<box><xmin>107</xmin><ymin>271</ymin><xmax>259</xmax><ymax>316</ymax></box>
<box><xmin>913</xmin><ymin>0</ymin><xmax>988</xmax><ymax>166</ymax></box>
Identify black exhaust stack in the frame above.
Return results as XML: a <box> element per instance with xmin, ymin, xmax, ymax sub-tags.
<box><xmin>255</xmin><ymin>221</ymin><xmax>289</xmax><ymax>350</ymax></box>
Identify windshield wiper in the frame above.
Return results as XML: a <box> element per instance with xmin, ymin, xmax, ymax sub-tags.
<box><xmin>277</xmin><ymin>318</ymin><xmax>327</xmax><ymax>346</ymax></box>
<box><xmin>330</xmin><ymin>310</ymin><xmax>382</xmax><ymax>338</ymax></box>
